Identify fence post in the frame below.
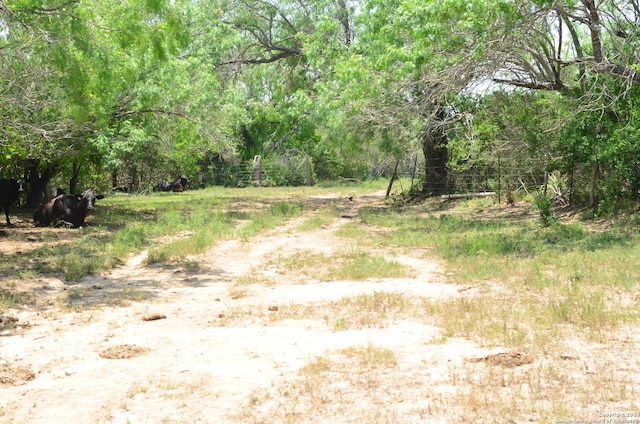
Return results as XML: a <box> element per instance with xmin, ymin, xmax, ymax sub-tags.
<box><xmin>253</xmin><ymin>155</ymin><xmax>262</xmax><ymax>187</ymax></box>
<box><xmin>410</xmin><ymin>154</ymin><xmax>418</xmax><ymax>192</ymax></box>
<box><xmin>304</xmin><ymin>154</ymin><xmax>313</xmax><ymax>186</ymax></box>
<box><xmin>543</xmin><ymin>152</ymin><xmax>549</xmax><ymax>198</ymax></box>
<box><xmin>385</xmin><ymin>159</ymin><xmax>400</xmax><ymax>199</ymax></box>
<box><xmin>497</xmin><ymin>153</ymin><xmax>501</xmax><ymax>205</ymax></box>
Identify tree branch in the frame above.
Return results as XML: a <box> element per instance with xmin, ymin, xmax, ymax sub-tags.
<box><xmin>112</xmin><ymin>109</ymin><xmax>196</xmax><ymax>123</ymax></box>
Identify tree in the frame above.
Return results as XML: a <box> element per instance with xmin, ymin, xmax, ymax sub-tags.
<box><xmin>318</xmin><ymin>0</ymin><xmax>519</xmax><ymax>195</ymax></box>
<box><xmin>491</xmin><ymin>1</ymin><xmax>640</xmax><ymax>204</ymax></box>
<box><xmin>1</xmin><ymin>0</ymin><xmax>228</xmax><ymax>197</ymax></box>
<box><xmin>493</xmin><ymin>1</ymin><xmax>640</xmax><ymax>91</ymax></box>
<box><xmin>209</xmin><ymin>0</ymin><xmax>361</xmax><ymax>181</ymax></box>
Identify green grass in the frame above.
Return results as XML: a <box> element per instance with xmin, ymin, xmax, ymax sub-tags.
<box><xmin>1</xmin><ymin>188</ymin><xmax>316</xmax><ymax>282</ymax></box>
<box><xmin>1</xmin><ymin>183</ymin><xmax>392</xmax><ymax>285</ymax></box>
<box><xmin>5</xmin><ymin>184</ymin><xmax>640</xmax><ymax>422</ymax></box>
<box><xmin>146</xmin><ymin>208</ymin><xmax>235</xmax><ymax>264</ymax></box>
<box><xmin>0</xmin><ymin>289</ymin><xmax>31</xmax><ymax>314</ymax></box>
<box><xmin>4</xmin><ymin>185</ymin><xmax>640</xmax><ymax>352</ymax></box>
<box><xmin>358</xmin><ymin>204</ymin><xmax>636</xmax><ymax>264</ymax></box>
<box><xmin>349</xmin><ymin>198</ymin><xmax>640</xmax><ymax>345</ymax></box>
<box><xmin>294</xmin><ymin>205</ymin><xmax>340</xmax><ymax>231</ymax></box>
<box><xmin>145</xmin><ymin>200</ymin><xmax>303</xmax><ymax>263</ymax></box>
<box><xmin>235</xmin><ymin>200</ymin><xmax>303</xmax><ymax>240</ymax></box>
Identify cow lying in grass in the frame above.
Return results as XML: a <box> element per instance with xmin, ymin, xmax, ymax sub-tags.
<box><xmin>34</xmin><ymin>190</ymin><xmax>103</xmax><ymax>228</ymax></box>
<box><xmin>154</xmin><ymin>175</ymin><xmax>190</xmax><ymax>192</ymax></box>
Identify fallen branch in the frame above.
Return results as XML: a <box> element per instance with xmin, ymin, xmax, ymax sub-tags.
<box><xmin>338</xmin><ymin>176</ymin><xmax>362</xmax><ymax>184</ymax></box>
<box><xmin>441</xmin><ymin>192</ymin><xmax>496</xmax><ymax>200</ymax></box>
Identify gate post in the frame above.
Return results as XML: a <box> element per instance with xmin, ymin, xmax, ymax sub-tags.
<box><xmin>253</xmin><ymin>155</ymin><xmax>262</xmax><ymax>187</ymax></box>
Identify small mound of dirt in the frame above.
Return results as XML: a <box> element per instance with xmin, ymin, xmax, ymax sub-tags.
<box><xmin>99</xmin><ymin>344</ymin><xmax>150</xmax><ymax>359</ymax></box>
<box><xmin>0</xmin><ymin>363</ymin><xmax>36</xmax><ymax>386</ymax></box>
<box><xmin>468</xmin><ymin>351</ymin><xmax>533</xmax><ymax>368</ymax></box>
<box><xmin>142</xmin><ymin>313</ymin><xmax>166</xmax><ymax>321</ymax></box>
<box><xmin>0</xmin><ymin>315</ymin><xmax>19</xmax><ymax>329</ymax></box>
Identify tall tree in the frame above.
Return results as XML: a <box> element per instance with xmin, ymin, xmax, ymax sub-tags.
<box><xmin>494</xmin><ymin>1</ymin><xmax>640</xmax><ymax>92</ymax></box>
<box><xmin>321</xmin><ymin>0</ymin><xmax>518</xmax><ymax>195</ymax></box>
<box><xmin>1</xmin><ymin>0</ymin><xmax>229</xmax><ymax>196</ymax></box>
<box><xmin>209</xmin><ymin>0</ymin><xmax>359</xmax><ymax>179</ymax></box>
<box><xmin>491</xmin><ymin>0</ymin><xmax>640</xmax><ymax>203</ymax></box>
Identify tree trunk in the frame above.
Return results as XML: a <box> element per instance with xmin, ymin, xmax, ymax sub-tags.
<box><xmin>70</xmin><ymin>162</ymin><xmax>81</xmax><ymax>194</ymax></box>
<box><xmin>24</xmin><ymin>160</ymin><xmax>58</xmax><ymax>207</ymax></box>
<box><xmin>420</xmin><ymin>111</ymin><xmax>448</xmax><ymax>196</ymax></box>
<box><xmin>130</xmin><ymin>166</ymin><xmax>138</xmax><ymax>192</ymax></box>
<box><xmin>304</xmin><ymin>154</ymin><xmax>313</xmax><ymax>186</ymax></box>
<box><xmin>589</xmin><ymin>161</ymin><xmax>598</xmax><ymax>207</ymax></box>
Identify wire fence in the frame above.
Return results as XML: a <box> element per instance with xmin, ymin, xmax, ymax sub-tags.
<box><xmin>206</xmin><ymin>156</ymin><xmax>557</xmax><ymax>201</ymax></box>
<box><xmin>206</xmin><ymin>155</ymin><xmax>313</xmax><ymax>188</ymax></box>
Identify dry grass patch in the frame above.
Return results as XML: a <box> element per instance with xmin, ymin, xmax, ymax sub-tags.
<box><xmin>267</xmin><ymin>248</ymin><xmax>416</xmax><ymax>282</ymax></box>
<box><xmin>228</xmin><ymin>285</ymin><xmax>249</xmax><ymax>299</ymax></box>
<box><xmin>209</xmin><ymin>305</ymin><xmax>256</xmax><ymax>327</ymax></box>
<box><xmin>57</xmin><ymin>286</ymin><xmax>151</xmax><ymax>310</ymax></box>
<box><xmin>212</xmin><ymin>291</ymin><xmax>416</xmax><ymax>330</ymax></box>
<box><xmin>440</xmin><ymin>349</ymin><xmax>640</xmax><ymax>422</ymax></box>
<box><xmin>234</xmin><ymin>274</ymin><xmax>278</xmax><ymax>286</ymax></box>
<box><xmin>231</xmin><ymin>343</ymin><xmax>404</xmax><ymax>424</ymax></box>
<box><xmin>98</xmin><ymin>344</ymin><xmax>150</xmax><ymax>359</ymax></box>
<box><xmin>339</xmin><ymin>343</ymin><xmax>398</xmax><ymax>369</ymax></box>
<box><xmin>266</xmin><ymin>291</ymin><xmax>412</xmax><ymax>330</ymax></box>
<box><xmin>420</xmin><ymin>280</ymin><xmax>640</xmax><ymax>349</ymax></box>
<box><xmin>232</xmin><ymin>340</ymin><xmax>640</xmax><ymax>423</ymax></box>
<box><xmin>112</xmin><ymin>373</ymin><xmax>217</xmax><ymax>422</ymax></box>
<box><xmin>328</xmin><ymin>291</ymin><xmax>410</xmax><ymax>330</ymax></box>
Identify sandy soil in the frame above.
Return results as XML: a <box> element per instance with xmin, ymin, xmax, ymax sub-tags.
<box><xmin>0</xmin><ymin>192</ymin><xmax>617</xmax><ymax>423</ymax></box>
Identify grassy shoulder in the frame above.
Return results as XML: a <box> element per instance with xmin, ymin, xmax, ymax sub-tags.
<box><xmin>346</xmin><ymin>197</ymin><xmax>640</xmax><ymax>346</ymax></box>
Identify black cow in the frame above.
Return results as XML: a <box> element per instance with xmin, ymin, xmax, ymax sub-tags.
<box><xmin>34</xmin><ymin>189</ymin><xmax>102</xmax><ymax>228</ymax></box>
<box><xmin>0</xmin><ymin>178</ymin><xmax>26</xmax><ymax>225</ymax></box>
<box><xmin>33</xmin><ymin>195</ymin><xmax>60</xmax><ymax>227</ymax></box>
<box><xmin>154</xmin><ymin>175</ymin><xmax>189</xmax><ymax>192</ymax></box>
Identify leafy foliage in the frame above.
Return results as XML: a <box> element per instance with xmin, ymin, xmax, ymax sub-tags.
<box><xmin>2</xmin><ymin>0</ymin><xmax>640</xmax><ymax>205</ymax></box>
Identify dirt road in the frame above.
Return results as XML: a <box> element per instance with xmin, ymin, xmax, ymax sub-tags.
<box><xmin>1</xmin><ymin>193</ymin><xmax>507</xmax><ymax>423</ymax></box>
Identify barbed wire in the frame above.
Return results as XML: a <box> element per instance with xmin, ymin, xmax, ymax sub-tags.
<box><xmin>207</xmin><ymin>158</ymin><xmax>562</xmax><ymax>197</ymax></box>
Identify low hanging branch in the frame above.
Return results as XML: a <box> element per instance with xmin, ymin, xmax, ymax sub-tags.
<box><xmin>494</xmin><ymin>1</ymin><xmax>640</xmax><ymax>92</ymax></box>
<box><xmin>112</xmin><ymin>109</ymin><xmax>197</xmax><ymax>123</ymax></box>
<box><xmin>220</xmin><ymin>47</ymin><xmax>302</xmax><ymax>66</ymax></box>
<box><xmin>218</xmin><ymin>0</ymin><xmax>305</xmax><ymax>67</ymax></box>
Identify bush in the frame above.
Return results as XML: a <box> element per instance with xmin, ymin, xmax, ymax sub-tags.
<box><xmin>535</xmin><ymin>196</ymin><xmax>556</xmax><ymax>227</ymax></box>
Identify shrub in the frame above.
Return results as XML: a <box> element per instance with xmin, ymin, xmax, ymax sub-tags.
<box><xmin>535</xmin><ymin>196</ymin><xmax>556</xmax><ymax>227</ymax></box>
